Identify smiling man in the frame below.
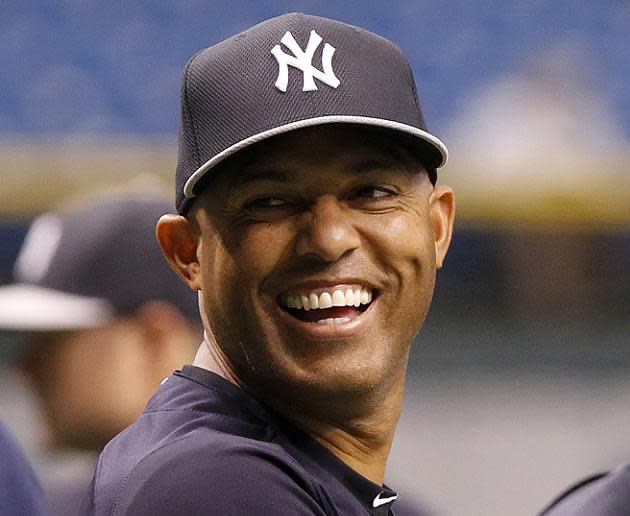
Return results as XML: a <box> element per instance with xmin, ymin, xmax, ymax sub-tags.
<box><xmin>83</xmin><ymin>13</ymin><xmax>454</xmax><ymax>516</ymax></box>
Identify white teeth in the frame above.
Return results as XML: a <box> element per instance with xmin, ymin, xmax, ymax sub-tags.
<box><xmin>318</xmin><ymin>292</ymin><xmax>333</xmax><ymax>309</ymax></box>
<box><xmin>316</xmin><ymin>317</ymin><xmax>352</xmax><ymax>325</ymax></box>
<box><xmin>331</xmin><ymin>290</ymin><xmax>345</xmax><ymax>307</ymax></box>
<box><xmin>283</xmin><ymin>287</ymin><xmax>374</xmax><ymax>311</ymax></box>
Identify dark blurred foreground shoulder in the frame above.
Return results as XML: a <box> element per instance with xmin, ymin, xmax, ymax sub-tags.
<box><xmin>540</xmin><ymin>464</ymin><xmax>630</xmax><ymax>516</ymax></box>
<box><xmin>0</xmin><ymin>423</ymin><xmax>48</xmax><ymax>516</ymax></box>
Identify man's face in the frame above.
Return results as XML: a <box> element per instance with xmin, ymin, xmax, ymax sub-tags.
<box><xmin>22</xmin><ymin>313</ymin><xmax>197</xmax><ymax>450</ymax></box>
<box><xmin>190</xmin><ymin>126</ymin><xmax>453</xmax><ymax>409</ymax></box>
<box><xmin>22</xmin><ymin>322</ymin><xmax>152</xmax><ymax>449</ymax></box>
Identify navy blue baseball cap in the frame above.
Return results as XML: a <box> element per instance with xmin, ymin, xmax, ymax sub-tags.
<box><xmin>0</xmin><ymin>194</ymin><xmax>198</xmax><ymax>331</ymax></box>
<box><xmin>175</xmin><ymin>12</ymin><xmax>448</xmax><ymax>214</ymax></box>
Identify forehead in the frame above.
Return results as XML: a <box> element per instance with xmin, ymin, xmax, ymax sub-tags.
<box><xmin>207</xmin><ymin>125</ymin><xmax>425</xmax><ymax>188</ymax></box>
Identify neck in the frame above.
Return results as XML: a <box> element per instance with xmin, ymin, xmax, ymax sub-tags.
<box><xmin>288</xmin><ymin>379</ymin><xmax>406</xmax><ymax>485</ymax></box>
<box><xmin>193</xmin><ymin>333</ymin><xmax>241</xmax><ymax>385</ymax></box>
<box><xmin>193</xmin><ymin>336</ymin><xmax>407</xmax><ymax>485</ymax></box>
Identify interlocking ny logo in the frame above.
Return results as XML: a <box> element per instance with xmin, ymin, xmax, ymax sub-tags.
<box><xmin>271</xmin><ymin>30</ymin><xmax>340</xmax><ymax>92</ymax></box>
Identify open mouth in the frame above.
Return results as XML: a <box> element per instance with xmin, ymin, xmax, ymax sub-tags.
<box><xmin>278</xmin><ymin>286</ymin><xmax>376</xmax><ymax>325</ymax></box>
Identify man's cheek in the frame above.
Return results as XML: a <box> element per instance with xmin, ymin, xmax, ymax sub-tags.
<box><xmin>239</xmin><ymin>239</ymin><xmax>287</xmax><ymax>279</ymax></box>
<box><xmin>383</xmin><ymin>233</ymin><xmax>429</xmax><ymax>278</ymax></box>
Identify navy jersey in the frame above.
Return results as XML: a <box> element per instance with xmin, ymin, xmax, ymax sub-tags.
<box><xmin>541</xmin><ymin>465</ymin><xmax>630</xmax><ymax>516</ymax></box>
<box><xmin>0</xmin><ymin>422</ymin><xmax>48</xmax><ymax>516</ymax></box>
<box><xmin>81</xmin><ymin>365</ymin><xmax>403</xmax><ymax>516</ymax></box>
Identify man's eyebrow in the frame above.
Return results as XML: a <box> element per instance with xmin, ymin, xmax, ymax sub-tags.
<box><xmin>225</xmin><ymin>154</ymin><xmax>419</xmax><ymax>192</ymax></box>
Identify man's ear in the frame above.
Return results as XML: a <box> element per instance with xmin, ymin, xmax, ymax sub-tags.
<box><xmin>428</xmin><ymin>185</ymin><xmax>456</xmax><ymax>269</ymax></box>
<box><xmin>156</xmin><ymin>214</ymin><xmax>202</xmax><ymax>290</ymax></box>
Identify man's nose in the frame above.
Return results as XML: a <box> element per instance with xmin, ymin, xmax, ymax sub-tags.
<box><xmin>294</xmin><ymin>196</ymin><xmax>361</xmax><ymax>263</ymax></box>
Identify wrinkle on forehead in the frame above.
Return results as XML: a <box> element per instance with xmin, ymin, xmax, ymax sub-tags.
<box><xmin>230</xmin><ymin>159</ymin><xmax>423</xmax><ymax>190</ymax></box>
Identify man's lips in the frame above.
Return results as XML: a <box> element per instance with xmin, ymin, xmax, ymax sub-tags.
<box><xmin>274</xmin><ymin>297</ymin><xmax>378</xmax><ymax>339</ymax></box>
<box><xmin>276</xmin><ymin>283</ymin><xmax>377</xmax><ymax>328</ymax></box>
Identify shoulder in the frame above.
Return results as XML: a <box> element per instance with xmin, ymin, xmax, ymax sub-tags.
<box><xmin>0</xmin><ymin>424</ymin><xmax>30</xmax><ymax>474</ymax></box>
<box><xmin>109</xmin><ymin>432</ymin><xmax>329</xmax><ymax>516</ymax></box>
<box><xmin>0</xmin><ymin>424</ymin><xmax>47</xmax><ymax>516</ymax></box>
<box><xmin>541</xmin><ymin>464</ymin><xmax>630</xmax><ymax>516</ymax></box>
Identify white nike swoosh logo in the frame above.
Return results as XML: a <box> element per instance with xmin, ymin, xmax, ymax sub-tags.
<box><xmin>372</xmin><ymin>492</ymin><xmax>398</xmax><ymax>508</ymax></box>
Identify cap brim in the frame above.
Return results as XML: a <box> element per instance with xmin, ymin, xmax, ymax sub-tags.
<box><xmin>183</xmin><ymin>115</ymin><xmax>448</xmax><ymax>199</ymax></box>
<box><xmin>0</xmin><ymin>284</ymin><xmax>114</xmax><ymax>332</ymax></box>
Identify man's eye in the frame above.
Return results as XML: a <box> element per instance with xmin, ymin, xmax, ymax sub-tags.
<box><xmin>245</xmin><ymin>197</ymin><xmax>289</xmax><ymax>210</ymax></box>
<box><xmin>355</xmin><ymin>186</ymin><xmax>394</xmax><ymax>199</ymax></box>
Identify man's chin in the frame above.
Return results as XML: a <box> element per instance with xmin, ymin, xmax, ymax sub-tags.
<box><xmin>258</xmin><ymin>349</ymin><xmax>398</xmax><ymax>400</ymax></box>
<box><xmin>259</xmin><ymin>366</ymin><xmax>397</xmax><ymax>423</ymax></box>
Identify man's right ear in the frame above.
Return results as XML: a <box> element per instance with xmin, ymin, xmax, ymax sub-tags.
<box><xmin>156</xmin><ymin>214</ymin><xmax>202</xmax><ymax>290</ymax></box>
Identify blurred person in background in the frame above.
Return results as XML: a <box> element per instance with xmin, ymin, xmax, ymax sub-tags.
<box><xmin>0</xmin><ymin>193</ymin><xmax>201</xmax><ymax>516</ymax></box>
<box><xmin>0</xmin><ymin>421</ymin><xmax>48</xmax><ymax>516</ymax></box>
